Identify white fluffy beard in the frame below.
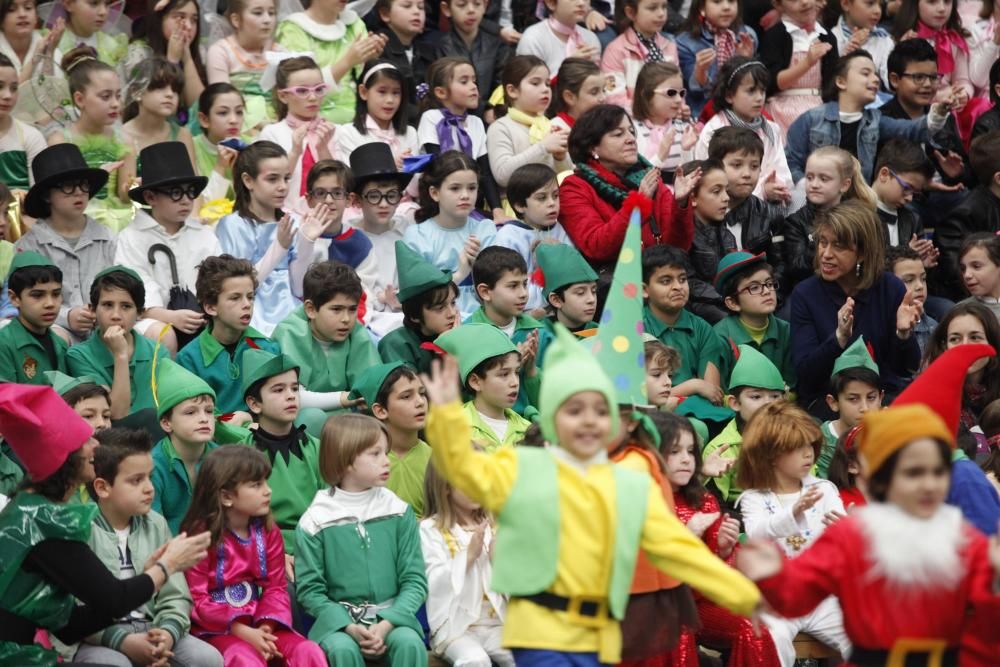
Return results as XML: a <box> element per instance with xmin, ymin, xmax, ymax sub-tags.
<box><xmin>855</xmin><ymin>503</ymin><xmax>968</xmax><ymax>591</ymax></box>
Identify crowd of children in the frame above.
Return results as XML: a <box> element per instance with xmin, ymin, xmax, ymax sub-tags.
<box><xmin>4</xmin><ymin>0</ymin><xmax>1000</xmax><ymax>662</ymax></box>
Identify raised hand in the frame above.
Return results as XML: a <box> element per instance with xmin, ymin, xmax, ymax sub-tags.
<box><xmin>896</xmin><ymin>289</ymin><xmax>922</xmax><ymax>337</ymax></box>
<box><xmin>299</xmin><ymin>203</ymin><xmax>333</xmax><ymax>242</ymax></box>
<box><xmin>467</xmin><ymin>522</ymin><xmax>487</xmax><ymax>569</ymax></box>
<box><xmin>158</xmin><ymin>530</ymin><xmax>212</xmax><ymax>573</ymax></box>
<box><xmin>276</xmin><ymin>214</ymin><xmax>294</xmax><ymax>249</ymax></box>
<box><xmin>421</xmin><ymin>354</ymin><xmax>462</xmax><ymax>406</ymax></box>
<box><xmin>518</xmin><ymin>330</ymin><xmax>539</xmax><ymax>376</ymax></box>
<box><xmin>807</xmin><ymin>40</ymin><xmax>832</xmax><ymax>64</ymax></box>
<box><xmin>792</xmin><ymin>485</ymin><xmax>823</xmax><ymax>518</ymax></box>
<box><xmin>716</xmin><ymin>515</ymin><xmax>742</xmax><ymax>558</ymax></box>
<box><xmin>688</xmin><ymin>511</ymin><xmax>721</xmax><ymax>537</ymax></box>
<box><xmin>694</xmin><ymin>48</ymin><xmax>715</xmax><ymax>85</ymax></box>
<box><xmin>932</xmin><ymin>149</ymin><xmax>964</xmax><ymax>180</ymax></box>
<box><xmin>541</xmin><ymin>126</ymin><xmax>569</xmax><ymax>156</ymax></box>
<box><xmin>585</xmin><ymin>9</ymin><xmax>608</xmax><ymax>31</ymax></box>
<box><xmin>702</xmin><ymin>443</ymin><xmax>735</xmax><ymax>478</ymax></box>
<box><xmin>673</xmin><ymin>165</ymin><xmax>702</xmax><ymax>202</ymax></box>
<box><xmin>214</xmin><ymin>145</ymin><xmax>239</xmax><ymax>175</ymax></box>
<box><xmin>735</xmin><ymin>32</ymin><xmax>755</xmax><ymax>57</ymax></box>
<box><xmin>680</xmin><ymin>124</ymin><xmax>699</xmax><ymax>152</ymax></box>
<box><xmin>657</xmin><ymin>126</ymin><xmax>678</xmax><ymax>162</ymax></box>
<box><xmin>836</xmin><ymin>297</ymin><xmax>855</xmax><ymax>348</ymax></box>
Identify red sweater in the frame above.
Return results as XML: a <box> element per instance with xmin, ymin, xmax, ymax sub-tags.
<box><xmin>558</xmin><ymin>173</ymin><xmax>694</xmax><ymax>266</ymax></box>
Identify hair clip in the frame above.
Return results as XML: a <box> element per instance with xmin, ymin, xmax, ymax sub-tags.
<box><xmin>416</xmin><ymin>82</ymin><xmax>430</xmax><ymax>101</ymax></box>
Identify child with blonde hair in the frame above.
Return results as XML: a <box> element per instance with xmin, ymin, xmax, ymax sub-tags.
<box><xmin>420</xmin><ymin>455</ymin><xmax>515</xmax><ymax>667</ymax></box>
<box><xmin>295</xmin><ymin>413</ymin><xmax>428</xmax><ymax>666</ymax></box>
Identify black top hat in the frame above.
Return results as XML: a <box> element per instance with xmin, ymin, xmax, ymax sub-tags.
<box><xmin>128</xmin><ymin>141</ymin><xmax>209</xmax><ymax>204</ymax></box>
<box><xmin>349</xmin><ymin>142</ymin><xmax>412</xmax><ymax>192</ymax></box>
<box><xmin>24</xmin><ymin>144</ymin><xmax>109</xmax><ymax>219</ymax></box>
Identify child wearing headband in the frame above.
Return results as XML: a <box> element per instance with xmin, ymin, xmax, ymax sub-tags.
<box><xmin>334</xmin><ymin>60</ymin><xmax>418</xmax><ymax>166</ymax></box>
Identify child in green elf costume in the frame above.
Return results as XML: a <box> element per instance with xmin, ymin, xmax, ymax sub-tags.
<box><xmin>435</xmin><ymin>323</ymin><xmax>533</xmax><ymax>451</ymax></box>
<box><xmin>350</xmin><ymin>361</ymin><xmax>431</xmax><ymax>516</ymax></box>
<box><xmin>67</xmin><ymin>266</ymin><xmax>156</xmax><ymax>420</ymax></box>
<box><xmin>702</xmin><ymin>345</ymin><xmax>786</xmax><ymax>505</ymax></box>
<box><xmin>240</xmin><ymin>348</ymin><xmax>326</xmax><ymax>555</ymax></box>
<box><xmin>151</xmin><ymin>359</ymin><xmax>227</xmax><ymax>534</ymax></box>
<box><xmin>378</xmin><ymin>241</ymin><xmax>460</xmax><ymax>375</ymax></box>
<box><xmin>536</xmin><ymin>242</ymin><xmax>599</xmax><ymax>337</ymax></box>
<box><xmin>176</xmin><ymin>254</ymin><xmax>280</xmax><ymax>417</ymax></box>
<box><xmin>820</xmin><ymin>336</ymin><xmax>883</xmax><ymax>478</ymax></box>
<box><xmin>272</xmin><ymin>261</ymin><xmax>381</xmax><ymax>415</ymax></box>
<box><xmin>0</xmin><ymin>251</ymin><xmax>69</xmax><ymax>384</ymax></box>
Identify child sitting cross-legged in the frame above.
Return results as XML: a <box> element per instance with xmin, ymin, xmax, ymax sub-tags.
<box><xmin>713</xmin><ymin>251</ymin><xmax>795</xmax><ymax>395</ymax></box>
<box><xmin>350</xmin><ymin>362</ymin><xmax>432</xmax><ymax>516</ymax></box>
<box><xmin>420</xmin><ymin>455</ymin><xmax>515</xmax><ymax>667</ymax></box>
<box><xmin>71</xmin><ymin>428</ymin><xmax>223</xmax><ymax>667</ymax></box>
<box><xmin>820</xmin><ymin>337</ymin><xmax>882</xmax><ymax>478</ymax></box>
<box><xmin>295</xmin><ymin>414</ymin><xmax>429</xmax><ymax>666</ymax></box>
<box><xmin>435</xmin><ymin>323</ymin><xmax>532</xmax><ymax>451</ymax></box>
<box><xmin>378</xmin><ymin>242</ymin><xmax>460</xmax><ymax>375</ymax></box>
<box><xmin>182</xmin><ymin>446</ymin><xmax>327</xmax><ymax>666</ymax></box>
<box><xmin>535</xmin><ymin>243</ymin><xmax>599</xmax><ymax>337</ymax></box>
<box><xmin>67</xmin><ymin>266</ymin><xmax>156</xmax><ymax>421</ymax></box>
<box><xmin>735</xmin><ymin>401</ymin><xmax>850</xmax><ymax>667</ymax></box>
<box><xmin>272</xmin><ymin>261</ymin><xmax>382</xmax><ymax>416</ymax></box>
<box><xmin>240</xmin><ymin>348</ymin><xmax>325</xmax><ymax>558</ymax></box>
<box><xmin>0</xmin><ymin>252</ymin><xmax>68</xmax><ymax>384</ymax></box>
<box><xmin>703</xmin><ymin>345</ymin><xmax>786</xmax><ymax>507</ymax></box>
<box><xmin>176</xmin><ymin>255</ymin><xmax>280</xmax><ymax>417</ymax></box>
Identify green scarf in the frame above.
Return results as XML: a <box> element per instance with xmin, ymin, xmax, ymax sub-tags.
<box><xmin>575</xmin><ymin>156</ymin><xmax>655</xmax><ymax>210</ymax></box>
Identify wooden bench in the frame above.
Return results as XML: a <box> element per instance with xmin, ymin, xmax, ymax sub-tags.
<box><xmin>794</xmin><ymin>632</ymin><xmax>840</xmax><ymax>660</ymax></box>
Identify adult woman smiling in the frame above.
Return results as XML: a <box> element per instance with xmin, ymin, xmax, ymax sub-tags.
<box><xmin>0</xmin><ymin>383</ymin><xmax>210</xmax><ymax>666</ymax></box>
<box><xmin>790</xmin><ymin>199</ymin><xmax>923</xmax><ymax>415</ymax></box>
<box><xmin>558</xmin><ymin>104</ymin><xmax>700</xmax><ymax>275</ymax></box>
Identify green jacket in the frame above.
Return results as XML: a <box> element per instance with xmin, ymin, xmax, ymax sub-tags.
<box><xmin>67</xmin><ymin>329</ymin><xmax>155</xmax><ymax>414</ymax></box>
<box><xmin>272</xmin><ymin>307</ymin><xmax>381</xmax><ymax>396</ymax></box>
<box><xmin>491</xmin><ymin>448</ymin><xmax>648</xmax><ymax>620</ymax></box>
<box><xmin>175</xmin><ymin>325</ymin><xmax>279</xmax><ymax>414</ymax></box>
<box><xmin>151</xmin><ymin>437</ymin><xmax>221</xmax><ymax>534</ymax></box>
<box><xmin>295</xmin><ymin>488</ymin><xmax>427</xmax><ymax>640</ymax></box>
<box><xmin>86</xmin><ymin>510</ymin><xmax>193</xmax><ymax>648</ymax></box>
<box><xmin>713</xmin><ymin>315</ymin><xmax>796</xmax><ymax>392</ymax></box>
<box><xmin>462</xmin><ymin>401</ymin><xmax>531</xmax><ymax>451</ymax></box>
<box><xmin>0</xmin><ymin>317</ymin><xmax>69</xmax><ymax>385</ymax></box>
<box><xmin>377</xmin><ymin>326</ymin><xmax>436</xmax><ymax>376</ymax></box>
<box><xmin>703</xmin><ymin>418</ymin><xmax>743</xmax><ymax>502</ymax></box>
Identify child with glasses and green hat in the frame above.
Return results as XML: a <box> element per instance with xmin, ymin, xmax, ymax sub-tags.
<box><xmin>238</xmin><ymin>348</ymin><xmax>326</xmax><ymax>557</ymax></box>
<box><xmin>434</xmin><ymin>323</ymin><xmax>533</xmax><ymax>452</ymax></box>
<box><xmin>0</xmin><ymin>251</ymin><xmax>69</xmax><ymax>384</ymax></box>
<box><xmin>377</xmin><ymin>241</ymin><xmax>461</xmax><ymax>375</ymax></box>
<box><xmin>349</xmin><ymin>361</ymin><xmax>431</xmax><ymax>515</ymax></box>
<box><xmin>713</xmin><ymin>251</ymin><xmax>796</xmax><ymax>395</ymax></box>
<box><xmin>421</xmin><ymin>322</ymin><xmax>761</xmax><ymax>667</ymax></box>
<box><xmin>67</xmin><ymin>265</ymin><xmax>159</xmax><ymax>421</ymax></box>
<box><xmin>702</xmin><ymin>344</ymin><xmax>787</xmax><ymax>506</ymax></box>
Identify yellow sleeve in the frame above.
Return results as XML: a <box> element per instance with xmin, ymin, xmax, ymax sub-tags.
<box><xmin>614</xmin><ymin>450</ymin><xmax>651</xmax><ymax>475</ymax></box>
<box><xmin>426</xmin><ymin>402</ymin><xmax>518</xmax><ymax>514</ymax></box>
<box><xmin>639</xmin><ymin>483</ymin><xmax>760</xmax><ymax>617</ymax></box>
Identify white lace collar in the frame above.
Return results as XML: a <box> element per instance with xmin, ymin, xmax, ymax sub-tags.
<box><xmin>283</xmin><ymin>9</ymin><xmax>359</xmax><ymax>42</ymax></box>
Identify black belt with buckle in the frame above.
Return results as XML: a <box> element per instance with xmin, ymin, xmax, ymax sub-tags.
<box><xmin>517</xmin><ymin>592</ymin><xmax>602</xmax><ymax>617</ymax></box>
<box><xmin>849</xmin><ymin>646</ymin><xmax>958</xmax><ymax>667</ymax></box>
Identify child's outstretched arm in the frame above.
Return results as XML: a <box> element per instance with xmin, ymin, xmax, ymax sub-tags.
<box><xmin>423</xmin><ymin>355</ymin><xmax>518</xmax><ymax>514</ymax></box>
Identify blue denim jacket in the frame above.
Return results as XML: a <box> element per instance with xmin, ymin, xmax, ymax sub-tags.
<box><xmin>786</xmin><ymin>101</ymin><xmax>937</xmax><ymax>183</ymax></box>
<box><xmin>676</xmin><ymin>26</ymin><xmax>758</xmax><ymax>119</ymax></box>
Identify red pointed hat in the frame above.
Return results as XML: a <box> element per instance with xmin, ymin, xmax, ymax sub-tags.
<box><xmin>892</xmin><ymin>343</ymin><xmax>996</xmax><ymax>434</ymax></box>
<box><xmin>0</xmin><ymin>383</ymin><xmax>94</xmax><ymax>482</ymax></box>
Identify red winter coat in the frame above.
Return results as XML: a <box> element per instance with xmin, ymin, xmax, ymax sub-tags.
<box><xmin>558</xmin><ymin>173</ymin><xmax>694</xmax><ymax>267</ymax></box>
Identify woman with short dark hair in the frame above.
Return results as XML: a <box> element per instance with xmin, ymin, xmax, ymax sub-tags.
<box><xmin>559</xmin><ymin>104</ymin><xmax>700</xmax><ymax>275</ymax></box>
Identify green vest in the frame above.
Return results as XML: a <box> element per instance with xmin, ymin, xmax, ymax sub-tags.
<box><xmin>491</xmin><ymin>448</ymin><xmax>649</xmax><ymax>620</ymax></box>
<box><xmin>0</xmin><ymin>493</ymin><xmax>98</xmax><ymax>664</ymax></box>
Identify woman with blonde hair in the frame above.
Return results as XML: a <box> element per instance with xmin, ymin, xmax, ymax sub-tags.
<box><xmin>789</xmin><ymin>199</ymin><xmax>923</xmax><ymax>416</ymax></box>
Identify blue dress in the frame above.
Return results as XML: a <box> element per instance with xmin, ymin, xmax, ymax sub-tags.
<box><xmin>216</xmin><ymin>213</ymin><xmax>298</xmax><ymax>336</ymax></box>
<box><xmin>402</xmin><ymin>217</ymin><xmax>497</xmax><ymax>319</ymax></box>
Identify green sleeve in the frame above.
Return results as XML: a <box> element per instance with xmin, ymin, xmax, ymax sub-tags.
<box><xmin>523</xmin><ymin>371</ymin><xmax>541</xmax><ymax>408</ymax></box>
<box><xmin>294</xmin><ymin>525</ymin><xmax>352</xmax><ymax>638</ymax></box>
<box><xmin>66</xmin><ymin>345</ymin><xmax>110</xmax><ymax>385</ymax></box>
<box><xmin>275</xmin><ymin>21</ymin><xmax>313</xmax><ymax>54</ymax></box>
<box><xmin>378</xmin><ymin>507</ymin><xmax>427</xmax><ymax>630</ymax></box>
<box><xmin>346</xmin><ymin>326</ymin><xmax>383</xmax><ymax>388</ymax></box>
<box><xmin>696</xmin><ymin>321</ymin><xmax>724</xmax><ymax>378</ymax></box>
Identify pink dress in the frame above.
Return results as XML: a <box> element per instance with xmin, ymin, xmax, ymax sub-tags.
<box><xmin>765</xmin><ymin>50</ymin><xmax>822</xmax><ymax>138</ymax></box>
<box><xmin>185</xmin><ymin>518</ymin><xmax>326</xmax><ymax>666</ymax></box>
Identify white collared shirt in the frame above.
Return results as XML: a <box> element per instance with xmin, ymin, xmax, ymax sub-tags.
<box><xmin>782</xmin><ymin>18</ymin><xmax>827</xmax><ymax>52</ymax></box>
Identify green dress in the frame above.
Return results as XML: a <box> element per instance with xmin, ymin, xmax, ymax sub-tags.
<box><xmin>65</xmin><ymin>130</ymin><xmax>134</xmax><ymax>233</ymax></box>
<box><xmin>0</xmin><ymin>492</ymin><xmax>98</xmax><ymax>665</ymax></box>
<box><xmin>57</xmin><ymin>30</ymin><xmax>128</xmax><ymax>67</ymax></box>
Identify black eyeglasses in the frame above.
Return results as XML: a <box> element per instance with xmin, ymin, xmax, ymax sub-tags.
<box><xmin>361</xmin><ymin>189</ymin><xmax>402</xmax><ymax>205</ymax></box>
<box><xmin>898</xmin><ymin>72</ymin><xmax>941</xmax><ymax>86</ymax></box>
<box><xmin>738</xmin><ymin>280</ymin><xmax>779</xmax><ymax>296</ymax></box>
<box><xmin>155</xmin><ymin>184</ymin><xmax>201</xmax><ymax>202</ymax></box>
<box><xmin>308</xmin><ymin>188</ymin><xmax>348</xmax><ymax>201</ymax></box>
<box><xmin>56</xmin><ymin>179</ymin><xmax>92</xmax><ymax>195</ymax></box>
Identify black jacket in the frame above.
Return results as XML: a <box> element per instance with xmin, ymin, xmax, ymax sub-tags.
<box><xmin>375</xmin><ymin>27</ymin><xmax>435</xmax><ymax>126</ymax></box>
<box><xmin>688</xmin><ymin>195</ymin><xmax>785</xmax><ymax>323</ymax></box>
<box><xmin>937</xmin><ymin>185</ymin><xmax>1000</xmax><ymax>300</ymax></box>
<box><xmin>782</xmin><ymin>202</ymin><xmax>816</xmax><ymax>298</ymax></box>
<box><xmin>876</xmin><ymin>205</ymin><xmax>923</xmax><ymax>250</ymax></box>
<box><xmin>434</xmin><ymin>29</ymin><xmax>511</xmax><ymax>115</ymax></box>
<box><xmin>972</xmin><ymin>106</ymin><xmax>1000</xmax><ymax>146</ymax></box>
<box><xmin>757</xmin><ymin>22</ymin><xmax>838</xmax><ymax>97</ymax></box>
<box><xmin>879</xmin><ymin>96</ymin><xmax>974</xmax><ymax>187</ymax></box>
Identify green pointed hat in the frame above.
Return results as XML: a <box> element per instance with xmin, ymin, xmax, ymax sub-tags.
<box><xmin>729</xmin><ymin>344</ymin><xmax>785</xmax><ymax>391</ymax></box>
<box><xmin>833</xmin><ymin>335</ymin><xmax>880</xmax><ymax>376</ymax></box>
<box><xmin>349</xmin><ymin>361</ymin><xmax>407</xmax><ymax>408</ymax></box>
<box><xmin>6</xmin><ymin>250</ymin><xmax>56</xmax><ymax>282</ymax></box>
<box><xmin>43</xmin><ymin>370</ymin><xmax>99</xmax><ymax>396</ymax></box>
<box><xmin>590</xmin><ymin>208</ymin><xmax>648</xmax><ymax>407</ymax></box>
<box><xmin>241</xmin><ymin>348</ymin><xmax>300</xmax><ymax>398</ymax></box>
<box><xmin>395</xmin><ymin>241</ymin><xmax>453</xmax><ymax>303</ymax></box>
<box><xmin>153</xmin><ymin>358</ymin><xmax>216</xmax><ymax>418</ymax></box>
<box><xmin>540</xmin><ymin>323</ymin><xmax>620</xmax><ymax>445</ymax></box>
<box><xmin>435</xmin><ymin>324</ymin><xmax>517</xmax><ymax>383</ymax></box>
<box><xmin>536</xmin><ymin>244</ymin><xmax>598</xmax><ymax>298</ymax></box>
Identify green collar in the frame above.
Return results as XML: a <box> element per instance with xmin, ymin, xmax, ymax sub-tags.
<box><xmin>643</xmin><ymin>305</ymin><xmax>694</xmax><ymax>337</ymax></box>
<box><xmin>718</xmin><ymin>314</ymin><xmax>779</xmax><ymax>346</ymax></box>
<box><xmin>9</xmin><ymin>317</ymin><xmax>63</xmax><ymax>351</ymax></box>
<box><xmin>466</xmin><ymin>306</ymin><xmax>544</xmax><ymax>331</ymax></box>
<box><xmin>160</xmin><ymin>436</ymin><xmax>215</xmax><ymax>464</ymax></box>
<box><xmin>197</xmin><ymin>325</ymin><xmax>268</xmax><ymax>366</ymax></box>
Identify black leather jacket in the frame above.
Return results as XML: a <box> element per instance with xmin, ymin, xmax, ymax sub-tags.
<box><xmin>689</xmin><ymin>195</ymin><xmax>785</xmax><ymax>323</ymax></box>
<box><xmin>937</xmin><ymin>185</ymin><xmax>1000</xmax><ymax>300</ymax></box>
